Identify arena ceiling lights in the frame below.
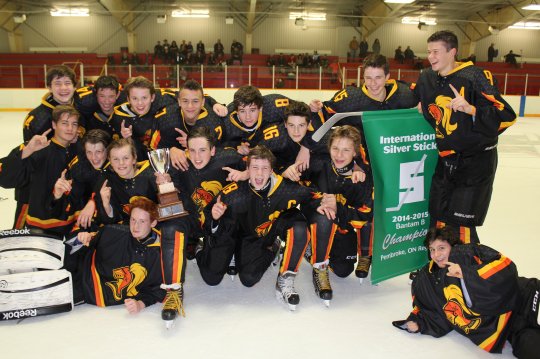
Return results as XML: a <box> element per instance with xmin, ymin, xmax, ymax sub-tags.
<box><xmin>171</xmin><ymin>9</ymin><xmax>209</xmax><ymax>18</ymax></box>
<box><xmin>509</xmin><ymin>21</ymin><xmax>540</xmax><ymax>29</ymax></box>
<box><xmin>522</xmin><ymin>1</ymin><xmax>540</xmax><ymax>10</ymax></box>
<box><xmin>401</xmin><ymin>16</ymin><xmax>437</xmax><ymax>25</ymax></box>
<box><xmin>289</xmin><ymin>12</ymin><xmax>326</xmax><ymax>21</ymax></box>
<box><xmin>50</xmin><ymin>8</ymin><xmax>89</xmax><ymax>17</ymax></box>
<box><xmin>384</xmin><ymin>0</ymin><xmax>415</xmax><ymax>3</ymax></box>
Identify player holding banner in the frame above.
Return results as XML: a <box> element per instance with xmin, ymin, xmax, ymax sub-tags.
<box><xmin>413</xmin><ymin>30</ymin><xmax>516</xmax><ymax>244</ymax></box>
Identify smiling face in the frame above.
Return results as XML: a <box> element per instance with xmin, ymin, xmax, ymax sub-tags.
<box><xmin>427</xmin><ymin>40</ymin><xmax>457</xmax><ymax>76</ymax></box>
<box><xmin>428</xmin><ymin>239</ymin><xmax>452</xmax><ymax>268</ymax></box>
<box><xmin>85</xmin><ymin>142</ymin><xmax>107</xmax><ymax>169</ymax></box>
<box><xmin>52</xmin><ymin>113</ymin><xmax>79</xmax><ymax>146</ymax></box>
<box><xmin>129</xmin><ymin>207</ymin><xmax>156</xmax><ymax>240</ymax></box>
<box><xmin>363</xmin><ymin>66</ymin><xmax>389</xmax><ymax>100</ymax></box>
<box><xmin>127</xmin><ymin>87</ymin><xmax>155</xmax><ymax>116</ymax></box>
<box><xmin>48</xmin><ymin>76</ymin><xmax>75</xmax><ymax>105</ymax></box>
<box><xmin>96</xmin><ymin>88</ymin><xmax>119</xmax><ymax>116</ymax></box>
<box><xmin>330</xmin><ymin>137</ymin><xmax>356</xmax><ymax>169</ymax></box>
<box><xmin>285</xmin><ymin>115</ymin><xmax>309</xmax><ymax>143</ymax></box>
<box><xmin>109</xmin><ymin>144</ymin><xmax>137</xmax><ymax>178</ymax></box>
<box><xmin>179</xmin><ymin>88</ymin><xmax>205</xmax><ymax>125</ymax></box>
<box><xmin>237</xmin><ymin>103</ymin><xmax>261</xmax><ymax>128</ymax></box>
<box><xmin>188</xmin><ymin>136</ymin><xmax>215</xmax><ymax>169</ymax></box>
<box><xmin>248</xmin><ymin>158</ymin><xmax>272</xmax><ymax>190</ymax></box>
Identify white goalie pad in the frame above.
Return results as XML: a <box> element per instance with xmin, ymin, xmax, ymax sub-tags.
<box><xmin>0</xmin><ymin>233</ymin><xmax>65</xmax><ymax>274</ymax></box>
<box><xmin>0</xmin><ymin>269</ymin><xmax>73</xmax><ymax>321</ymax></box>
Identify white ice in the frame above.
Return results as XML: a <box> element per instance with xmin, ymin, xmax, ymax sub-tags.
<box><xmin>0</xmin><ymin>112</ymin><xmax>538</xmax><ymax>359</ymax></box>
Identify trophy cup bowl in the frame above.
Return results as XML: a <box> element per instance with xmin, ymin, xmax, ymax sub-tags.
<box><xmin>148</xmin><ymin>149</ymin><xmax>189</xmax><ymax>221</ymax></box>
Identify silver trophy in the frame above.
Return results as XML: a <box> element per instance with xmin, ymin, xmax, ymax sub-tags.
<box><xmin>148</xmin><ymin>149</ymin><xmax>188</xmax><ymax>221</ymax></box>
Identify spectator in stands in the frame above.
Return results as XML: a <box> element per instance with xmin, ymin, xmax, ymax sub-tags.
<box><xmin>121</xmin><ymin>51</ymin><xmax>129</xmax><ymax>65</ymax></box>
<box><xmin>404</xmin><ymin>46</ymin><xmax>415</xmax><ymax>62</ymax></box>
<box><xmin>196</xmin><ymin>40</ymin><xmax>205</xmax><ymax>56</ymax></box>
<box><xmin>180</xmin><ymin>40</ymin><xmax>187</xmax><ymax>57</ymax></box>
<box><xmin>275</xmin><ymin>78</ymin><xmax>285</xmax><ymax>88</ymax></box>
<box><xmin>488</xmin><ymin>43</ymin><xmax>498</xmax><ymax>62</ymax></box>
<box><xmin>359</xmin><ymin>37</ymin><xmax>369</xmax><ymax>58</ymax></box>
<box><xmin>162</xmin><ymin>39</ymin><xmax>170</xmax><ymax>64</ymax></box>
<box><xmin>194</xmin><ymin>50</ymin><xmax>205</xmax><ymax>65</ymax></box>
<box><xmin>266</xmin><ymin>55</ymin><xmax>275</xmax><ymax>67</ymax></box>
<box><xmin>170</xmin><ymin>41</ymin><xmax>179</xmax><ymax>63</ymax></box>
<box><xmin>372</xmin><ymin>38</ymin><xmax>381</xmax><ymax>55</ymax></box>
<box><xmin>394</xmin><ymin>46</ymin><xmax>404</xmax><ymax>64</ymax></box>
<box><xmin>186</xmin><ymin>41</ymin><xmax>194</xmax><ymax>63</ymax></box>
<box><xmin>288</xmin><ymin>54</ymin><xmax>296</xmax><ymax>68</ymax></box>
<box><xmin>349</xmin><ymin>36</ymin><xmax>359</xmax><ymax>61</ymax></box>
<box><xmin>214</xmin><ymin>39</ymin><xmax>224</xmax><ymax>58</ymax></box>
<box><xmin>207</xmin><ymin>52</ymin><xmax>216</xmax><ymax>66</ymax></box>
<box><xmin>312</xmin><ymin>50</ymin><xmax>320</xmax><ymax>67</ymax></box>
<box><xmin>154</xmin><ymin>41</ymin><xmax>163</xmax><ymax>61</ymax></box>
<box><xmin>277</xmin><ymin>53</ymin><xmax>286</xmax><ymax>67</ymax></box>
<box><xmin>467</xmin><ymin>53</ymin><xmax>477</xmax><ymax>64</ymax></box>
<box><xmin>230</xmin><ymin>40</ymin><xmax>243</xmax><ymax>65</ymax></box>
<box><xmin>504</xmin><ymin>50</ymin><xmax>521</xmax><ymax>68</ymax></box>
<box><xmin>296</xmin><ymin>54</ymin><xmax>303</xmax><ymax>68</ymax></box>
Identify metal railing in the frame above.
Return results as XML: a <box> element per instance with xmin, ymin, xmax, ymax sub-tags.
<box><xmin>0</xmin><ymin>63</ymin><xmax>538</xmax><ymax>96</ymax></box>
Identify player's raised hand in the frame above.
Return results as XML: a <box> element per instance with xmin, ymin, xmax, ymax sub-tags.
<box><xmin>169</xmin><ymin>146</ymin><xmax>189</xmax><ymax>171</ymax></box>
<box><xmin>77</xmin><ymin>199</ymin><xmax>96</xmax><ymax>228</ymax></box>
<box><xmin>120</xmin><ymin>120</ymin><xmax>133</xmax><ymax>138</ymax></box>
<box><xmin>100</xmin><ymin>179</ymin><xmax>111</xmax><ymax>204</ymax></box>
<box><xmin>53</xmin><ymin>169</ymin><xmax>73</xmax><ymax>199</ymax></box>
<box><xmin>444</xmin><ymin>261</ymin><xmax>463</xmax><ymax>278</ymax></box>
<box><xmin>295</xmin><ymin>145</ymin><xmax>310</xmax><ymax>172</ymax></box>
<box><xmin>22</xmin><ymin>128</ymin><xmax>52</xmax><ymax>158</ymax></box>
<box><xmin>211</xmin><ymin>195</ymin><xmax>227</xmax><ymax>220</ymax></box>
<box><xmin>309</xmin><ymin>99</ymin><xmax>323</xmax><ymax>112</ymax></box>
<box><xmin>282</xmin><ymin>164</ymin><xmax>301</xmax><ymax>182</ymax></box>
<box><xmin>175</xmin><ymin>128</ymin><xmax>189</xmax><ymax>148</ymax></box>
<box><xmin>213</xmin><ymin>103</ymin><xmax>228</xmax><ymax>117</ymax></box>
<box><xmin>237</xmin><ymin>142</ymin><xmax>250</xmax><ymax>155</ymax></box>
<box><xmin>223</xmin><ymin>167</ymin><xmax>249</xmax><ymax>182</ymax></box>
<box><xmin>447</xmin><ymin>84</ymin><xmax>474</xmax><ymax>115</ymax></box>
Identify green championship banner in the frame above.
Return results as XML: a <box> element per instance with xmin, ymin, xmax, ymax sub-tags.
<box><xmin>362</xmin><ymin>108</ymin><xmax>438</xmax><ymax>284</ymax></box>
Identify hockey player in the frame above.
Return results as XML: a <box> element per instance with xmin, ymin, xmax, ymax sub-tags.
<box><xmin>198</xmin><ymin>145</ymin><xmax>336</xmax><ymax>310</ymax></box>
<box><xmin>149</xmin><ymin>79</ymin><xmax>226</xmax><ymax>171</ymax></box>
<box><xmin>304</xmin><ymin>55</ymin><xmax>417</xmax><ymax>279</ymax></box>
<box><xmin>74</xmin><ymin>75</ymin><xmax>124</xmax><ymax>137</ymax></box>
<box><xmin>0</xmin><ymin>105</ymin><xmax>80</xmax><ymax>237</ymax></box>
<box><xmin>72</xmin><ymin>197</ymin><xmax>166</xmax><ymax>313</ymax></box>
<box><xmin>414</xmin><ymin>30</ymin><xmax>516</xmax><ymax>244</ymax></box>
<box><xmin>393</xmin><ymin>227</ymin><xmax>540</xmax><ymax>358</ymax></box>
<box><xmin>220</xmin><ymin>85</ymin><xmax>292</xmax><ymax>154</ymax></box>
<box><xmin>13</xmin><ymin>65</ymin><xmax>78</xmax><ymax>229</ymax></box>
<box><xmin>285</xmin><ymin>126</ymin><xmax>373</xmax><ymax>299</ymax></box>
<box><xmin>51</xmin><ymin>129</ymin><xmax>112</xmax><ymax>230</ymax></box>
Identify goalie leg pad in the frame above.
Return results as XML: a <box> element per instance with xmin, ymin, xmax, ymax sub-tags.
<box><xmin>0</xmin><ymin>234</ymin><xmax>65</xmax><ymax>274</ymax></box>
<box><xmin>0</xmin><ymin>269</ymin><xmax>73</xmax><ymax>321</ymax></box>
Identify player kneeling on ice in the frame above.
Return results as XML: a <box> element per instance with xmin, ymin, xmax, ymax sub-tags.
<box><xmin>197</xmin><ymin>145</ymin><xmax>336</xmax><ymax>311</ymax></box>
<box><xmin>393</xmin><ymin>227</ymin><xmax>540</xmax><ymax>358</ymax></box>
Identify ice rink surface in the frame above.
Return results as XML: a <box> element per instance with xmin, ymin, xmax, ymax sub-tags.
<box><xmin>0</xmin><ymin>111</ymin><xmax>538</xmax><ymax>359</ymax></box>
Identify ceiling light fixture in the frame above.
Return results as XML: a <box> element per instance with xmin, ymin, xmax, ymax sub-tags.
<box><xmin>50</xmin><ymin>8</ymin><xmax>89</xmax><ymax>17</ymax></box>
<box><xmin>171</xmin><ymin>9</ymin><xmax>209</xmax><ymax>18</ymax></box>
<box><xmin>509</xmin><ymin>21</ymin><xmax>540</xmax><ymax>29</ymax></box>
<box><xmin>522</xmin><ymin>1</ymin><xmax>540</xmax><ymax>10</ymax></box>
<box><xmin>402</xmin><ymin>16</ymin><xmax>437</xmax><ymax>25</ymax></box>
<box><xmin>384</xmin><ymin>0</ymin><xmax>415</xmax><ymax>3</ymax></box>
<box><xmin>289</xmin><ymin>12</ymin><xmax>326</xmax><ymax>21</ymax></box>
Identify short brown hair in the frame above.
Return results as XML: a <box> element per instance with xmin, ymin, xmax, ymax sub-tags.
<box><xmin>82</xmin><ymin>129</ymin><xmax>111</xmax><ymax>149</ymax></box>
<box><xmin>124</xmin><ymin>76</ymin><xmax>155</xmax><ymax>97</ymax></box>
<box><xmin>247</xmin><ymin>145</ymin><xmax>275</xmax><ymax>169</ymax></box>
<box><xmin>130</xmin><ymin>197</ymin><xmax>158</xmax><ymax>222</ymax></box>
<box><xmin>107</xmin><ymin>137</ymin><xmax>137</xmax><ymax>161</ymax></box>
<box><xmin>363</xmin><ymin>54</ymin><xmax>390</xmax><ymax>75</ymax></box>
<box><xmin>233</xmin><ymin>85</ymin><xmax>263</xmax><ymax>110</ymax></box>
<box><xmin>187</xmin><ymin>126</ymin><xmax>216</xmax><ymax>149</ymax></box>
<box><xmin>46</xmin><ymin>65</ymin><xmax>76</xmax><ymax>87</ymax></box>
<box><xmin>328</xmin><ymin>125</ymin><xmax>362</xmax><ymax>152</ymax></box>
<box><xmin>285</xmin><ymin>101</ymin><xmax>310</xmax><ymax>123</ymax></box>
<box><xmin>52</xmin><ymin>105</ymin><xmax>80</xmax><ymax>124</ymax></box>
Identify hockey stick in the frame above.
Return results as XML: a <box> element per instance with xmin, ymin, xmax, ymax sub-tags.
<box><xmin>311</xmin><ymin>111</ymin><xmax>363</xmax><ymax>142</ymax></box>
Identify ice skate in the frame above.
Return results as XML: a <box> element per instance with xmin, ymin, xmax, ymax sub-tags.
<box><xmin>160</xmin><ymin>283</ymin><xmax>185</xmax><ymax>330</ymax></box>
<box><xmin>312</xmin><ymin>264</ymin><xmax>332</xmax><ymax>307</ymax></box>
<box><xmin>275</xmin><ymin>271</ymin><xmax>300</xmax><ymax>311</ymax></box>
<box><xmin>355</xmin><ymin>256</ymin><xmax>372</xmax><ymax>284</ymax></box>
<box><xmin>227</xmin><ymin>255</ymin><xmax>237</xmax><ymax>281</ymax></box>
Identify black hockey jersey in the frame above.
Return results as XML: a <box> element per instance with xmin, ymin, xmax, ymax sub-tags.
<box><xmin>81</xmin><ymin>224</ymin><xmax>165</xmax><ymax>307</ymax></box>
<box><xmin>414</xmin><ymin>61</ymin><xmax>516</xmax><ymax>155</ymax></box>
<box><xmin>405</xmin><ymin>243</ymin><xmax>519</xmax><ymax>353</ymax></box>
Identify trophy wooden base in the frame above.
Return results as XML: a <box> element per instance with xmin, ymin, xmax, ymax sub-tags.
<box><xmin>157</xmin><ymin>191</ymin><xmax>189</xmax><ymax>222</ymax></box>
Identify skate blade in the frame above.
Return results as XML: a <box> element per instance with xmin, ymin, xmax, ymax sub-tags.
<box><xmin>359</xmin><ymin>277</ymin><xmax>364</xmax><ymax>285</ymax></box>
<box><xmin>229</xmin><ymin>274</ymin><xmax>235</xmax><ymax>282</ymax></box>
<box><xmin>275</xmin><ymin>290</ymin><xmax>298</xmax><ymax>312</ymax></box>
<box><xmin>323</xmin><ymin>299</ymin><xmax>330</xmax><ymax>307</ymax></box>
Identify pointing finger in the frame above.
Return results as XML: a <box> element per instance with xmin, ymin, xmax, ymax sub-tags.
<box><xmin>448</xmin><ymin>84</ymin><xmax>460</xmax><ymax>97</ymax></box>
<box><xmin>42</xmin><ymin>128</ymin><xmax>52</xmax><ymax>137</ymax></box>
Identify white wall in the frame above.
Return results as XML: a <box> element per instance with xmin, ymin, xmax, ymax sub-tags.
<box><xmin>2</xmin><ymin>14</ymin><xmax>540</xmax><ymax>61</ymax></box>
